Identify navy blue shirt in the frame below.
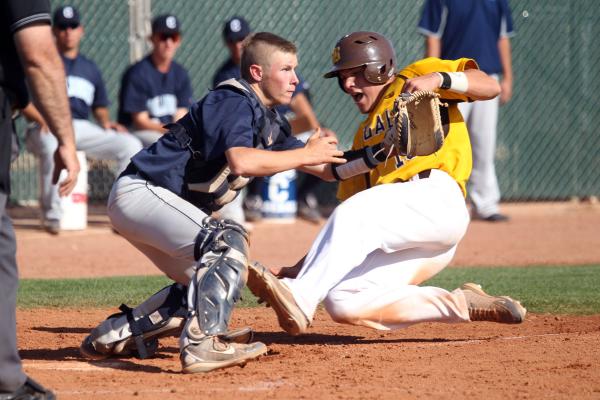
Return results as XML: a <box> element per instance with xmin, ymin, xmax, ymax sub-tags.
<box><xmin>186</xmin><ymin>84</ymin><xmax>304</xmax><ymax>161</ymax></box>
<box><xmin>130</xmin><ymin>81</ymin><xmax>304</xmax><ymax>205</ymax></box>
<box><xmin>62</xmin><ymin>54</ymin><xmax>109</xmax><ymax>120</ymax></box>
<box><xmin>118</xmin><ymin>55</ymin><xmax>194</xmax><ymax>126</ymax></box>
<box><xmin>418</xmin><ymin>0</ymin><xmax>514</xmax><ymax>74</ymax></box>
<box><xmin>211</xmin><ymin>57</ymin><xmax>310</xmax><ymax>116</ymax></box>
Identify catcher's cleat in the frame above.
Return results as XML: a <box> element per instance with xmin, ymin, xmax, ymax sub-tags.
<box><xmin>79</xmin><ymin>325</ymin><xmax>255</xmax><ymax>360</ymax></box>
<box><xmin>460</xmin><ymin>283</ymin><xmax>526</xmax><ymax>324</ymax></box>
<box><xmin>180</xmin><ymin>336</ymin><xmax>267</xmax><ymax>374</ymax></box>
<box><xmin>247</xmin><ymin>261</ymin><xmax>310</xmax><ymax>336</ymax></box>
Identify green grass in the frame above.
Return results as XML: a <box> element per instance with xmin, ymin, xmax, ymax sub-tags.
<box><xmin>17</xmin><ymin>265</ymin><xmax>600</xmax><ymax>315</ymax></box>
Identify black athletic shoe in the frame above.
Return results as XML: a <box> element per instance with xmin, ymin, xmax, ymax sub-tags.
<box><xmin>482</xmin><ymin>213</ymin><xmax>509</xmax><ymax>222</ymax></box>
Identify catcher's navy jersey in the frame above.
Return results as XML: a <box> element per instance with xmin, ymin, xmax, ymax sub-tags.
<box><xmin>211</xmin><ymin>57</ymin><xmax>310</xmax><ymax>116</ymax></box>
<box><xmin>61</xmin><ymin>54</ymin><xmax>109</xmax><ymax>120</ymax></box>
<box><xmin>418</xmin><ymin>0</ymin><xmax>514</xmax><ymax>74</ymax></box>
<box><xmin>118</xmin><ymin>55</ymin><xmax>194</xmax><ymax>126</ymax></box>
<box><xmin>129</xmin><ymin>81</ymin><xmax>304</xmax><ymax>205</ymax></box>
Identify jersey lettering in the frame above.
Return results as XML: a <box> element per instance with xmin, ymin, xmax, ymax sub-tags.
<box><xmin>363</xmin><ymin>125</ymin><xmax>373</xmax><ymax>140</ymax></box>
<box><xmin>66</xmin><ymin>75</ymin><xmax>95</xmax><ymax>106</ymax></box>
<box><xmin>363</xmin><ymin>110</ymin><xmax>394</xmax><ymax>141</ymax></box>
<box><xmin>374</xmin><ymin>114</ymin><xmax>386</xmax><ymax>136</ymax></box>
<box><xmin>146</xmin><ymin>94</ymin><xmax>177</xmax><ymax>118</ymax></box>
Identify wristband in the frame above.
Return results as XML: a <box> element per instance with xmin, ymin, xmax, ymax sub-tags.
<box><xmin>437</xmin><ymin>71</ymin><xmax>468</xmax><ymax>93</ymax></box>
<box><xmin>331</xmin><ymin>145</ymin><xmax>382</xmax><ymax>181</ymax></box>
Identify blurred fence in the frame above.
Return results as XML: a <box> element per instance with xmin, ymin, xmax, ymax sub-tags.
<box><xmin>10</xmin><ymin>0</ymin><xmax>599</xmax><ymax>206</ymax></box>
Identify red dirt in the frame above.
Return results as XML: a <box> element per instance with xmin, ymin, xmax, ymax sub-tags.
<box><xmin>10</xmin><ymin>202</ymin><xmax>600</xmax><ymax>399</ymax></box>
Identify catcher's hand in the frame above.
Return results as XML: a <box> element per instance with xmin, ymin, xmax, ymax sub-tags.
<box><xmin>383</xmin><ymin>90</ymin><xmax>446</xmax><ymax>158</ymax></box>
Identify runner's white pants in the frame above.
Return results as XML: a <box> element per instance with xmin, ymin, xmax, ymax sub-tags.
<box><xmin>284</xmin><ymin>169</ymin><xmax>472</xmax><ymax>330</ymax></box>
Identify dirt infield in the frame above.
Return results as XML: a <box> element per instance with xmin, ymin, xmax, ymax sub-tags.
<box><xmin>10</xmin><ymin>202</ymin><xmax>600</xmax><ymax>399</ymax></box>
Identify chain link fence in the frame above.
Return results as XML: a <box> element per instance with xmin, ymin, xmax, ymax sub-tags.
<box><xmin>10</xmin><ymin>0</ymin><xmax>599</xmax><ymax>206</ymax></box>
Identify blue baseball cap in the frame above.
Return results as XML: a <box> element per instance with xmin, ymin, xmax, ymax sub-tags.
<box><xmin>152</xmin><ymin>14</ymin><xmax>181</xmax><ymax>35</ymax></box>
<box><xmin>53</xmin><ymin>5</ymin><xmax>81</xmax><ymax>28</ymax></box>
<box><xmin>223</xmin><ymin>16</ymin><xmax>251</xmax><ymax>43</ymax></box>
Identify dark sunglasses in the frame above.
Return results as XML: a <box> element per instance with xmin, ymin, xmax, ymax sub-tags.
<box><xmin>158</xmin><ymin>33</ymin><xmax>180</xmax><ymax>42</ymax></box>
<box><xmin>57</xmin><ymin>23</ymin><xmax>80</xmax><ymax>31</ymax></box>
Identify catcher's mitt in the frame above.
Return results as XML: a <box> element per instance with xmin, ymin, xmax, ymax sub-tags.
<box><xmin>384</xmin><ymin>90</ymin><xmax>446</xmax><ymax>158</ymax></box>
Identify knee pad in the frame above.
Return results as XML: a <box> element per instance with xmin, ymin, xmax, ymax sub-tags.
<box><xmin>186</xmin><ymin>219</ymin><xmax>249</xmax><ymax>338</ymax></box>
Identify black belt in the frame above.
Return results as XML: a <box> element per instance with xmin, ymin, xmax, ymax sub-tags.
<box><xmin>400</xmin><ymin>169</ymin><xmax>431</xmax><ymax>183</ymax></box>
<box><xmin>417</xmin><ymin>169</ymin><xmax>432</xmax><ymax>179</ymax></box>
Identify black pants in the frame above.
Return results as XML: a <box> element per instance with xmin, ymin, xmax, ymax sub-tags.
<box><xmin>0</xmin><ymin>88</ymin><xmax>26</xmax><ymax>392</ymax></box>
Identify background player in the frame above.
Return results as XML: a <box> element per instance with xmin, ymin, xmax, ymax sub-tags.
<box><xmin>418</xmin><ymin>0</ymin><xmax>515</xmax><ymax>222</ymax></box>
<box><xmin>247</xmin><ymin>31</ymin><xmax>526</xmax><ymax>337</ymax></box>
<box><xmin>79</xmin><ymin>32</ymin><xmax>345</xmax><ymax>373</ymax></box>
<box><xmin>23</xmin><ymin>5</ymin><xmax>142</xmax><ymax>234</ymax></box>
<box><xmin>118</xmin><ymin>14</ymin><xmax>193</xmax><ymax>147</ymax></box>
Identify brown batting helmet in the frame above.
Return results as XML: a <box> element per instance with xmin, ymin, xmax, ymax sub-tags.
<box><xmin>324</xmin><ymin>31</ymin><xmax>396</xmax><ymax>84</ymax></box>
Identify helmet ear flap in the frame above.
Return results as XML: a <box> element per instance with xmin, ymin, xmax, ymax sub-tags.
<box><xmin>364</xmin><ymin>63</ymin><xmax>394</xmax><ymax>84</ymax></box>
<box><xmin>337</xmin><ymin>75</ymin><xmax>346</xmax><ymax>92</ymax></box>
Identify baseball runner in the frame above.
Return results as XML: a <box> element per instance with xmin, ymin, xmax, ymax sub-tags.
<box><xmin>247</xmin><ymin>31</ymin><xmax>526</xmax><ymax>336</ymax></box>
<box><xmin>79</xmin><ymin>32</ymin><xmax>345</xmax><ymax>373</ymax></box>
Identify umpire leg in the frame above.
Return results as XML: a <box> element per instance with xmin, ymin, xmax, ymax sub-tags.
<box><xmin>0</xmin><ymin>193</ymin><xmax>25</xmax><ymax>393</ymax></box>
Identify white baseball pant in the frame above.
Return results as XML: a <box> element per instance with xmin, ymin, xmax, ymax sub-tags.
<box><xmin>107</xmin><ymin>173</ymin><xmax>208</xmax><ymax>284</ymax></box>
<box><xmin>458</xmin><ymin>74</ymin><xmax>502</xmax><ymax>219</ymax></box>
<box><xmin>25</xmin><ymin>119</ymin><xmax>142</xmax><ymax>222</ymax></box>
<box><xmin>284</xmin><ymin>169</ymin><xmax>472</xmax><ymax>330</ymax></box>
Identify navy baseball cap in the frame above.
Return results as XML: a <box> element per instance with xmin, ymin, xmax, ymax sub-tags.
<box><xmin>152</xmin><ymin>14</ymin><xmax>181</xmax><ymax>35</ymax></box>
<box><xmin>53</xmin><ymin>5</ymin><xmax>81</xmax><ymax>28</ymax></box>
<box><xmin>223</xmin><ymin>16</ymin><xmax>251</xmax><ymax>43</ymax></box>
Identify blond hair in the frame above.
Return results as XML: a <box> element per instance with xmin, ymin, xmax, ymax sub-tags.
<box><xmin>241</xmin><ymin>32</ymin><xmax>297</xmax><ymax>81</ymax></box>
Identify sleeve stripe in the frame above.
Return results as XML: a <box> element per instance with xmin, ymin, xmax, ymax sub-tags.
<box><xmin>499</xmin><ymin>15</ymin><xmax>516</xmax><ymax>38</ymax></box>
<box><xmin>437</xmin><ymin>5</ymin><xmax>449</xmax><ymax>37</ymax></box>
<box><xmin>417</xmin><ymin>27</ymin><xmax>441</xmax><ymax>38</ymax></box>
<box><xmin>10</xmin><ymin>13</ymin><xmax>51</xmax><ymax>33</ymax></box>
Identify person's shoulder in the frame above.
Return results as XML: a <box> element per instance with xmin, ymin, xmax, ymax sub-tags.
<box><xmin>127</xmin><ymin>56</ymin><xmax>152</xmax><ymax>74</ymax></box>
<box><xmin>170</xmin><ymin>60</ymin><xmax>190</xmax><ymax>75</ymax></box>
<box><xmin>212</xmin><ymin>59</ymin><xmax>240</xmax><ymax>86</ymax></box>
<box><xmin>5</xmin><ymin>1</ymin><xmax>51</xmax><ymax>34</ymax></box>
<box><xmin>399</xmin><ymin>57</ymin><xmax>477</xmax><ymax>77</ymax></box>
<box><xmin>206</xmin><ymin>84</ymin><xmax>250</xmax><ymax>103</ymax></box>
<box><xmin>76</xmin><ymin>54</ymin><xmax>101</xmax><ymax>70</ymax></box>
<box><xmin>122</xmin><ymin>57</ymin><xmax>152</xmax><ymax>82</ymax></box>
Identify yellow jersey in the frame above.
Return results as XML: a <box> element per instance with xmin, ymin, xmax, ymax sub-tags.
<box><xmin>337</xmin><ymin>57</ymin><xmax>478</xmax><ymax>202</ymax></box>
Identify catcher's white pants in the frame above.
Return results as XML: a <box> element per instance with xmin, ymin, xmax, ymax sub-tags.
<box><xmin>458</xmin><ymin>77</ymin><xmax>502</xmax><ymax>218</ymax></box>
<box><xmin>25</xmin><ymin>120</ymin><xmax>142</xmax><ymax>222</ymax></box>
<box><xmin>107</xmin><ymin>174</ymin><xmax>208</xmax><ymax>284</ymax></box>
<box><xmin>284</xmin><ymin>169</ymin><xmax>472</xmax><ymax>330</ymax></box>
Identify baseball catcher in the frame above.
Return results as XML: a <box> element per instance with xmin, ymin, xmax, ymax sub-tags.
<box><xmin>79</xmin><ymin>32</ymin><xmax>344</xmax><ymax>373</ymax></box>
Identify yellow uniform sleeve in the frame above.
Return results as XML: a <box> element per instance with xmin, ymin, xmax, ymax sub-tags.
<box><xmin>399</xmin><ymin>57</ymin><xmax>480</xmax><ymax>102</ymax></box>
<box><xmin>337</xmin><ymin>57</ymin><xmax>477</xmax><ymax>202</ymax></box>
